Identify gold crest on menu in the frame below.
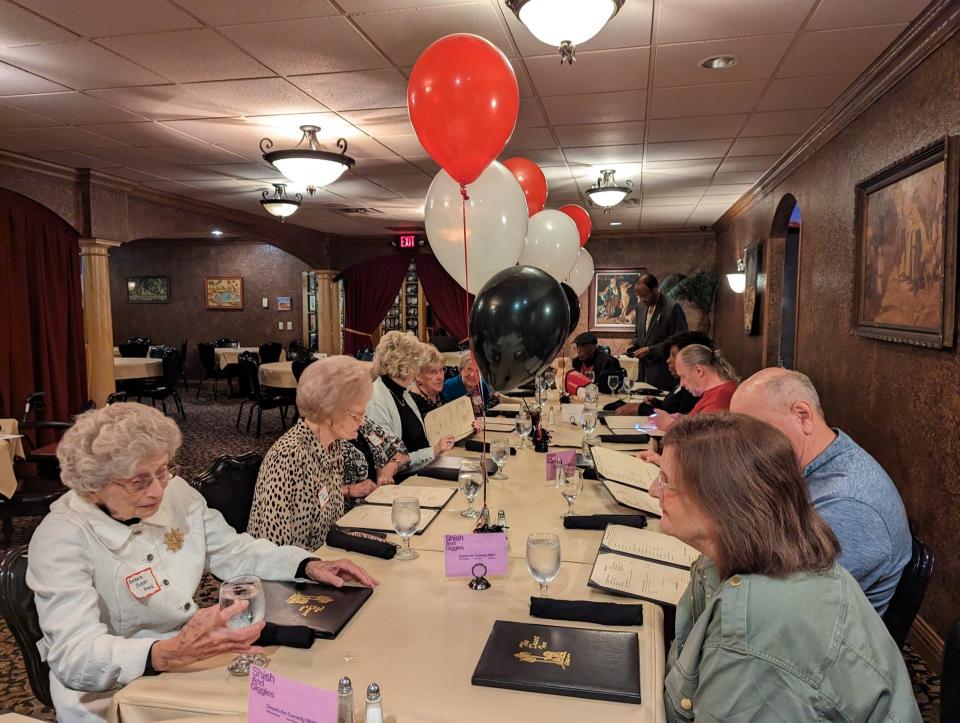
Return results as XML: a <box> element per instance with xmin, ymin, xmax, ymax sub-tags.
<box><xmin>286</xmin><ymin>591</ymin><xmax>334</xmax><ymax>617</ymax></box>
<box><xmin>514</xmin><ymin>635</ymin><xmax>572</xmax><ymax>670</ymax></box>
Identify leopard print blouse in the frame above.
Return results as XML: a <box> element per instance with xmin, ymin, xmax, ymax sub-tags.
<box><xmin>247</xmin><ymin>419</ymin><xmax>346</xmax><ymax>550</ymax></box>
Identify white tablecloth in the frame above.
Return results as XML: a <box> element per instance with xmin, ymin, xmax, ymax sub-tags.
<box><xmin>214</xmin><ymin>347</ymin><xmax>259</xmax><ymax>368</ymax></box>
<box><xmin>619</xmin><ymin>355</ymin><xmax>640</xmax><ymax>380</ymax></box>
<box><xmin>114</xmin><ymin>358</ymin><xmax>162</xmax><ymax>380</ymax></box>
<box><xmin>258</xmin><ymin>361</ymin><xmax>296</xmax><ymax>389</ymax></box>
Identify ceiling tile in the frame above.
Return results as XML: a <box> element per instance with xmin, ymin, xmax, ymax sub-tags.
<box><xmin>712</xmin><ymin>171</ymin><xmax>762</xmax><ymax>185</ymax></box>
<box><xmin>0</xmin><ymin>103</ymin><xmax>61</xmax><ymax>129</ymax></box>
<box><xmin>88</xmin><ymin>142</ymin><xmax>245</xmax><ymax>165</ymax></box>
<box><xmin>291</xmin><ymin>68</ymin><xmax>407</xmax><ymax>111</ymax></box>
<box><xmin>348</xmin><ymin>156</ymin><xmax>415</xmax><ymax>175</ymax></box>
<box><xmin>647</xmin><ymin>114</ymin><xmax>746</xmax><ymax>142</ymax></box>
<box><xmin>353</xmin><ymin>3</ymin><xmax>515</xmax><ymax>67</ymax></box>
<box><xmin>101</xmin><ymin>166</ymin><xmax>167</xmax><ymax>182</ymax></box>
<box><xmin>517</xmin><ymin>99</ymin><xmax>545</xmax><ymax>128</ymax></box>
<box><xmin>338</xmin><ymin>108</ymin><xmax>413</xmax><ymax>138</ymax></box>
<box><xmin>555</xmin><ymin>121</ymin><xmax>645</xmax><ymax>148</ymax></box>
<box><xmin>503</xmin><ymin>0</ymin><xmax>653</xmax><ymax>55</ymax></box>
<box><xmin>502</xmin><ymin>148</ymin><xmax>566</xmax><ymax>166</ymax></box>
<box><xmin>360</xmin><ymin>172</ymin><xmax>431</xmax><ymax>194</ymax></box>
<box><xmin>502</xmin><ymin>126</ymin><xmax>557</xmax><ymax>153</ymax></box>
<box><xmin>758</xmin><ymin>74</ymin><xmax>858</xmax><ymax>112</ymax></box>
<box><xmin>98</xmin><ymin>29</ymin><xmax>271</xmax><ymax>83</ymax></box>
<box><xmin>728</xmin><ymin>135</ymin><xmax>799</xmax><ymax>156</ymax></box>
<box><xmin>374</xmin><ymin>135</ymin><xmax>426</xmax><ymax>157</ymax></box>
<box><xmin>136</xmin><ymin>164</ymin><xmax>235</xmax><ymax>180</ymax></box>
<box><xmin>87</xmin><ymin>85</ymin><xmax>221</xmax><ymax>120</ymax></box>
<box><xmin>739</xmin><ymin>108</ymin><xmax>824</xmax><ymax>137</ymax></box>
<box><xmin>650</xmin><ymin>81</ymin><xmax>765</xmax><ymax>118</ymax></box>
<box><xmin>1</xmin><ymin>92</ymin><xmax>146</xmax><ymax>123</ymax></box>
<box><xmin>564</xmin><ymin>144</ymin><xmax>645</xmax><ymax>166</ymax></box>
<box><xmin>542</xmin><ymin>89</ymin><xmax>646</xmax><ymax>126</ymax></box>
<box><xmin>777</xmin><ymin>25</ymin><xmax>908</xmax><ymax>78</ymax></box>
<box><xmin>0</xmin><ymin>40</ymin><xmax>167</xmax><ymax>89</ymax></box>
<box><xmin>717</xmin><ymin>154</ymin><xmax>781</xmax><ymax>172</ymax></box>
<box><xmin>184</xmin><ymin>78</ymin><xmax>327</xmax><ymax>116</ymax></box>
<box><xmin>653</xmin><ymin>34</ymin><xmax>793</xmax><ymax>88</ymax></box>
<box><xmin>175</xmin><ymin>0</ymin><xmax>339</xmax><ymax>25</ymax></box>
<box><xmin>0</xmin><ymin>62</ymin><xmax>68</xmax><ymax>95</ymax></box>
<box><xmin>643</xmin><ymin>158</ymin><xmax>721</xmax><ymax>183</ymax></box>
<box><xmin>0</xmin><ymin>0</ymin><xmax>78</xmax><ymax>47</ymax></box>
<box><xmin>78</xmin><ymin>121</ymin><xmax>201</xmax><ymax>146</ymax></box>
<box><xmin>643</xmin><ymin>184</ymin><xmax>707</xmax><ymax>198</ymax></box>
<box><xmin>807</xmin><ymin>0</ymin><xmax>929</xmax><ymax>31</ymax></box>
<box><xmin>12</xmin><ymin>125</ymin><xmax>127</xmax><ymax>150</ymax></box>
<box><xmin>704</xmin><ymin>183</ymin><xmax>752</xmax><ymax>196</ymax></box>
<box><xmin>25</xmin><ymin>0</ymin><xmax>201</xmax><ymax>37</ymax></box>
<box><xmin>25</xmin><ymin>149</ymin><xmax>119</xmax><ymax>168</ymax></box>
<box><xmin>695</xmin><ymin>193</ymin><xmax>741</xmax><ymax>204</ymax></box>
<box><xmin>642</xmin><ymin>195</ymin><xmax>703</xmax><ymax>206</ymax></box>
<box><xmin>199</xmin><ymin>162</ymin><xmax>284</xmax><ymax>180</ymax></box>
<box><xmin>0</xmin><ymin>129</ymin><xmax>56</xmax><ymax>152</ymax></box>
<box><xmin>222</xmin><ymin>17</ymin><xmax>389</xmax><ymax>75</ymax></box>
<box><xmin>657</xmin><ymin>0</ymin><xmax>815</xmax><ymax>43</ymax></box>
<box><xmin>645</xmin><ymin>139</ymin><xmax>733</xmax><ymax>161</ymax></box>
<box><xmin>162</xmin><ymin>114</ymin><xmax>338</xmax><ymax>147</ymax></box>
<box><xmin>328</xmin><ymin>176</ymin><xmax>402</xmax><ymax>202</ymax></box>
<box><xmin>527</xmin><ymin>47</ymin><xmax>649</xmax><ymax>97</ymax></box>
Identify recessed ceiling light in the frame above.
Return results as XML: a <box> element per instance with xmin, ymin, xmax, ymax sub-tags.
<box><xmin>699</xmin><ymin>55</ymin><xmax>739</xmax><ymax>70</ymax></box>
<box><xmin>610</xmin><ymin>221</ymin><xmax>622</xmax><ymax>226</ymax></box>
<box><xmin>211</xmin><ymin>229</ymin><xmax>223</xmax><ymax>237</ymax></box>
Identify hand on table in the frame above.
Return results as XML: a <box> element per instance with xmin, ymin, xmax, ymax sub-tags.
<box><xmin>615</xmin><ymin>403</ymin><xmax>640</xmax><ymax>416</ymax></box>
<box><xmin>306</xmin><ymin>559</ymin><xmax>379</xmax><ymax>588</ymax></box>
<box><xmin>637</xmin><ymin>450</ymin><xmax>662</xmax><ymax>466</ymax></box>
<box><xmin>433</xmin><ymin>435</ymin><xmax>455</xmax><ymax>456</ymax></box>
<box><xmin>346</xmin><ymin>479</ymin><xmax>378</xmax><ymax>498</ymax></box>
<box><xmin>150</xmin><ymin>601</ymin><xmax>264</xmax><ymax>672</ymax></box>
<box><xmin>650</xmin><ymin>412</ymin><xmax>678</xmax><ymax>431</ymax></box>
<box><xmin>375</xmin><ymin>471</ymin><xmax>396</xmax><ymax>486</ymax></box>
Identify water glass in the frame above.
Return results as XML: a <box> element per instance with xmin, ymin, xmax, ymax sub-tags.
<box><xmin>543</xmin><ymin>368</ymin><xmax>556</xmax><ymax>389</ymax></box>
<box><xmin>490</xmin><ymin>437</ymin><xmax>510</xmax><ymax>480</ymax></box>
<box><xmin>515</xmin><ymin>411</ymin><xmax>532</xmax><ymax>450</ymax></box>
<box><xmin>557</xmin><ymin>467</ymin><xmax>583</xmax><ymax>517</ymax></box>
<box><xmin>584</xmin><ymin>370</ymin><xmax>596</xmax><ymax>384</ymax></box>
<box><xmin>219</xmin><ymin>575</ymin><xmax>265</xmax><ymax>672</ymax></box>
<box><xmin>391</xmin><ymin>497</ymin><xmax>421</xmax><ymax>561</ymax></box>
<box><xmin>622</xmin><ymin>377</ymin><xmax>635</xmax><ymax>401</ymax></box>
<box><xmin>584</xmin><ymin>383</ymin><xmax>600</xmax><ymax>405</ymax></box>
<box><xmin>458</xmin><ymin>460</ymin><xmax>483</xmax><ymax>518</ymax></box>
<box><xmin>526</xmin><ymin>533</ymin><xmax>561</xmax><ymax>597</ymax></box>
<box><xmin>607</xmin><ymin>375</ymin><xmax>621</xmax><ymax>395</ymax></box>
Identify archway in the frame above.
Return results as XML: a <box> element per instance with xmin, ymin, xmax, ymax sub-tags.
<box><xmin>768</xmin><ymin>194</ymin><xmax>801</xmax><ymax>369</ymax></box>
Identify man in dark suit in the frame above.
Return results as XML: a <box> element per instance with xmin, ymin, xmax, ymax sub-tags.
<box><xmin>571</xmin><ymin>332</ymin><xmax>623</xmax><ymax>393</ymax></box>
<box><xmin>626</xmin><ymin>273</ymin><xmax>688</xmax><ymax>390</ymax></box>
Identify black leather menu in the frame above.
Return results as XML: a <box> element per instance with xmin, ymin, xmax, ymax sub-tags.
<box><xmin>417</xmin><ymin>455</ymin><xmax>497</xmax><ymax>481</ymax></box>
<box><xmin>472</xmin><ymin>620</ymin><xmax>641</xmax><ymax>704</ymax></box>
<box><xmin>263</xmin><ymin>581</ymin><xmax>372</xmax><ymax>639</ymax></box>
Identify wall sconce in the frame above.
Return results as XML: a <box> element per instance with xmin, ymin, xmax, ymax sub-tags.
<box><xmin>726</xmin><ymin>256</ymin><xmax>746</xmax><ymax>294</ymax></box>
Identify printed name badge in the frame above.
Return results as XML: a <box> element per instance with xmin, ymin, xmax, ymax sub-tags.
<box><xmin>125</xmin><ymin>567</ymin><xmax>161</xmax><ymax>599</ymax></box>
<box><xmin>318</xmin><ymin>485</ymin><xmax>330</xmax><ymax>508</ymax></box>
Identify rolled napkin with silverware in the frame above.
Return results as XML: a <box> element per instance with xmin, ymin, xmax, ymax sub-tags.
<box><xmin>530</xmin><ymin>597</ymin><xmax>644</xmax><ymax>626</ymax></box>
<box><xmin>254</xmin><ymin>622</ymin><xmax>315</xmax><ymax>648</ymax></box>
<box><xmin>325</xmin><ymin>527</ymin><xmax>397</xmax><ymax>559</ymax></box>
<box><xmin>563</xmin><ymin>514</ymin><xmax>648</xmax><ymax>530</ymax></box>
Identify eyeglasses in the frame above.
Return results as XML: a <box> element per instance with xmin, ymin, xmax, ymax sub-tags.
<box><xmin>650</xmin><ymin>470</ymin><xmax>681</xmax><ymax>495</ymax></box>
<box><xmin>112</xmin><ymin>464</ymin><xmax>179</xmax><ymax>495</ymax></box>
<box><xmin>343</xmin><ymin>409</ymin><xmax>365</xmax><ymax>423</ymax></box>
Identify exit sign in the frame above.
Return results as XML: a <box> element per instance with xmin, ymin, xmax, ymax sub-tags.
<box><xmin>398</xmin><ymin>234</ymin><xmax>417</xmax><ymax>249</ymax></box>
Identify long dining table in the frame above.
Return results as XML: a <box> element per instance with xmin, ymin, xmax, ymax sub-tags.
<box><xmin>110</xmin><ymin>403</ymin><xmax>669</xmax><ymax>722</ymax></box>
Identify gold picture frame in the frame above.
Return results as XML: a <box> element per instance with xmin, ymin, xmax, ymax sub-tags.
<box><xmin>204</xmin><ymin>276</ymin><xmax>243</xmax><ymax>310</ymax></box>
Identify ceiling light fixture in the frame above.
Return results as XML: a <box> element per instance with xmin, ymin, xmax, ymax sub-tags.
<box><xmin>726</xmin><ymin>256</ymin><xmax>746</xmax><ymax>294</ymax></box>
<box><xmin>586</xmin><ymin>169</ymin><xmax>633</xmax><ymax>212</ymax></box>
<box><xmin>260</xmin><ymin>183</ymin><xmax>302</xmax><ymax>222</ymax></box>
<box><xmin>699</xmin><ymin>54</ymin><xmax>739</xmax><ymax>70</ymax></box>
<box><xmin>609</xmin><ymin>221</ymin><xmax>622</xmax><ymax>226</ymax></box>
<box><xmin>260</xmin><ymin>125</ymin><xmax>355</xmax><ymax>195</ymax></box>
<box><xmin>211</xmin><ymin>229</ymin><xmax>223</xmax><ymax>237</ymax></box>
<box><xmin>505</xmin><ymin>0</ymin><xmax>625</xmax><ymax>64</ymax></box>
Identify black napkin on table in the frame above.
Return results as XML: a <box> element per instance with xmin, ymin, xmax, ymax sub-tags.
<box><xmin>563</xmin><ymin>514</ymin><xmax>648</xmax><ymax>530</ymax></box>
<box><xmin>462</xmin><ymin>439</ymin><xmax>517</xmax><ymax>455</ymax></box>
<box><xmin>602</xmin><ymin>399</ymin><xmax>627</xmax><ymax>412</ymax></box>
<box><xmin>255</xmin><ymin>622</ymin><xmax>315</xmax><ymax>648</ymax></box>
<box><xmin>325</xmin><ymin>527</ymin><xmax>397</xmax><ymax>559</ymax></box>
<box><xmin>530</xmin><ymin>597</ymin><xmax>644</xmax><ymax>626</ymax></box>
<box><xmin>598</xmin><ymin>433</ymin><xmax>651</xmax><ymax>444</ymax></box>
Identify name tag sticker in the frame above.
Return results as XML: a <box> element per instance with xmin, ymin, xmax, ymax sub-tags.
<box><xmin>444</xmin><ymin>533</ymin><xmax>507</xmax><ymax>577</ymax></box>
<box><xmin>318</xmin><ymin>485</ymin><xmax>330</xmax><ymax>508</ymax></box>
<box><xmin>125</xmin><ymin>567</ymin><xmax>161</xmax><ymax>599</ymax></box>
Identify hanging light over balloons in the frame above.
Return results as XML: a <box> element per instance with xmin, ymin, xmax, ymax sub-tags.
<box><xmin>517</xmin><ymin>209</ymin><xmax>580</xmax><ymax>283</ymax></box>
<box><xmin>425</xmin><ymin>161</ymin><xmax>528</xmax><ymax>291</ymax></box>
<box><xmin>559</xmin><ymin>204</ymin><xmax>592</xmax><ymax>246</ymax></box>
<box><xmin>407</xmin><ymin>34</ymin><xmax>519</xmax><ymax>187</ymax></box>
<box><xmin>503</xmin><ymin>157</ymin><xmax>548</xmax><ymax>216</ymax></box>
<box><xmin>505</xmin><ymin>0</ymin><xmax>625</xmax><ymax>64</ymax></box>
<box><xmin>567</xmin><ymin>248</ymin><xmax>595</xmax><ymax>296</ymax></box>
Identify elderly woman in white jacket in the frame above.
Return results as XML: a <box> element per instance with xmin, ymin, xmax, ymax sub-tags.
<box><xmin>365</xmin><ymin>332</ymin><xmax>455</xmax><ymax>471</ymax></box>
<box><xmin>26</xmin><ymin>403</ymin><xmax>377</xmax><ymax>722</ymax></box>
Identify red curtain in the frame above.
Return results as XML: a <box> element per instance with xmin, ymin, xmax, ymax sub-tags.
<box><xmin>340</xmin><ymin>254</ymin><xmax>411</xmax><ymax>355</ymax></box>
<box><xmin>0</xmin><ymin>189</ymin><xmax>87</xmax><ymax>424</ymax></box>
<box><xmin>415</xmin><ymin>255</ymin><xmax>474</xmax><ymax>342</ymax></box>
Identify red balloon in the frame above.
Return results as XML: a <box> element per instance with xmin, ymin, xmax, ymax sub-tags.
<box><xmin>503</xmin><ymin>157</ymin><xmax>548</xmax><ymax>216</ymax></box>
<box><xmin>408</xmin><ymin>34</ymin><xmax>519</xmax><ymax>186</ymax></box>
<box><xmin>560</xmin><ymin>204</ymin><xmax>592</xmax><ymax>246</ymax></box>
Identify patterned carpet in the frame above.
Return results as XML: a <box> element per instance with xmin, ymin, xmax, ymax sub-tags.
<box><xmin>0</xmin><ymin>394</ymin><xmax>943</xmax><ymax>720</ymax></box>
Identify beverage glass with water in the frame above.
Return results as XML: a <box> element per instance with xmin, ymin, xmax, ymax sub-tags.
<box><xmin>526</xmin><ymin>533</ymin><xmax>561</xmax><ymax>596</ymax></box>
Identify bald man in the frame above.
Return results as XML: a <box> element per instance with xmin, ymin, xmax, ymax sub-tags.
<box><xmin>730</xmin><ymin>368</ymin><xmax>910</xmax><ymax>614</ymax></box>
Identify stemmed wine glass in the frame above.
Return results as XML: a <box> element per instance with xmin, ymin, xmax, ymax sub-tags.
<box><xmin>543</xmin><ymin>368</ymin><xmax>556</xmax><ymax>389</ymax></box>
<box><xmin>584</xmin><ymin>383</ymin><xmax>600</xmax><ymax>405</ymax></box>
<box><xmin>391</xmin><ymin>497</ymin><xmax>421</xmax><ymax>561</ymax></box>
<box><xmin>458</xmin><ymin>460</ymin><xmax>482</xmax><ymax>518</ymax></box>
<box><xmin>557</xmin><ymin>466</ymin><xmax>583</xmax><ymax>517</ymax></box>
<box><xmin>607</xmin><ymin>374</ymin><xmax>621</xmax><ymax>396</ymax></box>
<box><xmin>220</xmin><ymin>575</ymin><xmax>266</xmax><ymax>675</ymax></box>
<box><xmin>526</xmin><ymin>533</ymin><xmax>561</xmax><ymax>597</ymax></box>
<box><xmin>584</xmin><ymin>370</ymin><xmax>596</xmax><ymax>385</ymax></box>
<box><xmin>515</xmin><ymin>410</ymin><xmax>532</xmax><ymax>450</ymax></box>
<box><xmin>622</xmin><ymin>377</ymin><xmax>635</xmax><ymax>402</ymax></box>
<box><xmin>490</xmin><ymin>437</ymin><xmax>510</xmax><ymax>480</ymax></box>
<box><xmin>581</xmin><ymin>407</ymin><xmax>598</xmax><ymax>466</ymax></box>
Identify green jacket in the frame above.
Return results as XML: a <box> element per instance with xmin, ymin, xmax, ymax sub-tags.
<box><xmin>665</xmin><ymin>557</ymin><xmax>921</xmax><ymax>722</ymax></box>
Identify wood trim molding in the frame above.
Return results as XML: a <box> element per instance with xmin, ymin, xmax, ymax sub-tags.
<box><xmin>908</xmin><ymin>615</ymin><xmax>944</xmax><ymax>672</ymax></box>
<box><xmin>716</xmin><ymin>0</ymin><xmax>960</xmax><ymax>231</ymax></box>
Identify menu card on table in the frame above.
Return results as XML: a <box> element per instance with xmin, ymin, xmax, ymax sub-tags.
<box><xmin>424</xmin><ymin>396</ymin><xmax>475</xmax><ymax>445</ymax></box>
<box><xmin>600</xmin><ymin>525</ymin><xmax>698</xmax><ymax>570</ymax></box>
<box><xmin>592</xmin><ymin>447</ymin><xmax>659</xmax><ymax>490</ymax></box>
<box><xmin>603</xmin><ymin>416</ymin><xmax>662</xmax><ymax>437</ymax></box>
<box><xmin>599</xmin><ymin>480</ymin><xmax>661</xmax><ymax>517</ymax></box>
<box><xmin>363</xmin><ymin>484</ymin><xmax>455</xmax><ymax>509</ymax></box>
<box><xmin>336</xmin><ymin>504</ymin><xmax>438</xmax><ymax>535</ymax></box>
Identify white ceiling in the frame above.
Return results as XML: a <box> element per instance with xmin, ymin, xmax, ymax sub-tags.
<box><xmin>0</xmin><ymin>0</ymin><xmax>930</xmax><ymax>236</ymax></box>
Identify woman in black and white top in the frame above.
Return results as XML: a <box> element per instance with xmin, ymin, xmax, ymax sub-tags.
<box><xmin>342</xmin><ymin>418</ymin><xmax>407</xmax><ymax>508</ymax></box>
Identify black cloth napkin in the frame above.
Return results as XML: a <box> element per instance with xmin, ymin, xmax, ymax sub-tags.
<box><xmin>462</xmin><ymin>439</ymin><xmax>517</xmax><ymax>455</ymax></box>
<box><xmin>255</xmin><ymin>622</ymin><xmax>315</xmax><ymax>648</ymax></box>
<box><xmin>563</xmin><ymin>514</ymin><xmax>648</xmax><ymax>530</ymax></box>
<box><xmin>602</xmin><ymin>399</ymin><xmax>627</xmax><ymax>412</ymax></box>
<box><xmin>530</xmin><ymin>597</ymin><xmax>644</xmax><ymax>626</ymax></box>
<box><xmin>504</xmin><ymin>389</ymin><xmax>536</xmax><ymax>397</ymax></box>
<box><xmin>325</xmin><ymin>527</ymin><xmax>397</xmax><ymax>559</ymax></box>
<box><xmin>598</xmin><ymin>433</ymin><xmax>650</xmax><ymax>444</ymax></box>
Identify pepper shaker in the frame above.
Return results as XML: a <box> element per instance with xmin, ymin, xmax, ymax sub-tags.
<box><xmin>337</xmin><ymin>676</ymin><xmax>354</xmax><ymax>723</ymax></box>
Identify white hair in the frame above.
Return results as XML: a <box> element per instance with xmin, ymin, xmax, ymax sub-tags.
<box><xmin>739</xmin><ymin>367</ymin><xmax>825</xmax><ymax>417</ymax></box>
<box><xmin>56</xmin><ymin>402</ymin><xmax>182</xmax><ymax>494</ymax></box>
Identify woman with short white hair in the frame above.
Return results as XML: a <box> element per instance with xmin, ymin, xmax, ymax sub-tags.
<box><xmin>366</xmin><ymin>331</ymin><xmax>455</xmax><ymax>470</ymax></box>
<box><xmin>27</xmin><ymin>402</ymin><xmax>376</xmax><ymax>723</ymax></box>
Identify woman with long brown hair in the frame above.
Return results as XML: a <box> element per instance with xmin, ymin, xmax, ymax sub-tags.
<box><xmin>651</xmin><ymin>412</ymin><xmax>919</xmax><ymax>722</ymax></box>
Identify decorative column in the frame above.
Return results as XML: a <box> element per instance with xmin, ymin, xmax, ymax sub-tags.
<box><xmin>79</xmin><ymin>239</ymin><xmax>120</xmax><ymax>406</ymax></box>
<box><xmin>314</xmin><ymin>269</ymin><xmax>343</xmax><ymax>356</ymax></box>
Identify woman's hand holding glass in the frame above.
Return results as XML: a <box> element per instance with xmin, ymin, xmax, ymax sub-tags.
<box><xmin>149</xmin><ymin>600</ymin><xmax>264</xmax><ymax>673</ymax></box>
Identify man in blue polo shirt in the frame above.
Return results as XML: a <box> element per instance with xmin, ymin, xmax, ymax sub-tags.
<box><xmin>730</xmin><ymin>367</ymin><xmax>911</xmax><ymax>614</ymax></box>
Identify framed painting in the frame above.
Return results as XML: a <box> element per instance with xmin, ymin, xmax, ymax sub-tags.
<box><xmin>126</xmin><ymin>276</ymin><xmax>169</xmax><ymax>303</ymax></box>
<box><xmin>854</xmin><ymin>136</ymin><xmax>958</xmax><ymax>348</ymax></box>
<box><xmin>276</xmin><ymin>296</ymin><xmax>292</xmax><ymax>311</ymax></box>
<box><xmin>204</xmin><ymin>276</ymin><xmax>243</xmax><ymax>310</ymax></box>
<box><xmin>743</xmin><ymin>242</ymin><xmax>762</xmax><ymax>336</ymax></box>
<box><xmin>589</xmin><ymin>268</ymin><xmax>647</xmax><ymax>333</ymax></box>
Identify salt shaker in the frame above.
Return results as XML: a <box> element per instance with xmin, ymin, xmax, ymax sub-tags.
<box><xmin>337</xmin><ymin>677</ymin><xmax>354</xmax><ymax>723</ymax></box>
<box><xmin>364</xmin><ymin>682</ymin><xmax>383</xmax><ymax>723</ymax></box>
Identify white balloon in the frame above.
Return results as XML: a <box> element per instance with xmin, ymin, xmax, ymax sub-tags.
<box><xmin>567</xmin><ymin>248</ymin><xmax>594</xmax><ymax>296</ymax></box>
<box><xmin>517</xmin><ymin>209</ymin><xmax>580</xmax><ymax>283</ymax></box>
<box><xmin>424</xmin><ymin>161</ymin><xmax>528</xmax><ymax>292</ymax></box>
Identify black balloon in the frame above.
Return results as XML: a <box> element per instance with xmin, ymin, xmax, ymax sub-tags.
<box><xmin>560</xmin><ymin>282</ymin><xmax>580</xmax><ymax>335</ymax></box>
<box><xmin>469</xmin><ymin>265</ymin><xmax>571</xmax><ymax>391</ymax></box>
